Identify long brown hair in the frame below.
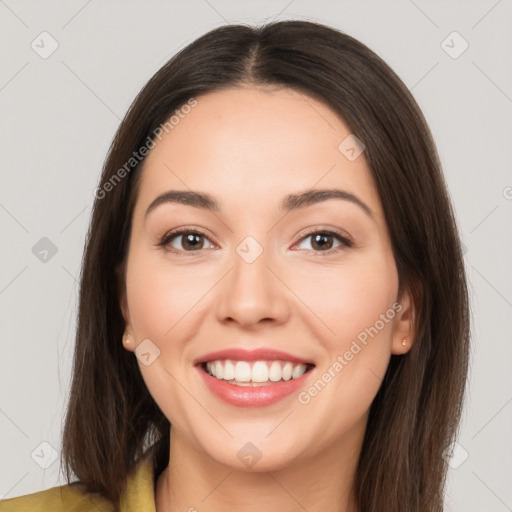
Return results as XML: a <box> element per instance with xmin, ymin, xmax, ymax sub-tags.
<box><xmin>61</xmin><ymin>20</ymin><xmax>470</xmax><ymax>511</ymax></box>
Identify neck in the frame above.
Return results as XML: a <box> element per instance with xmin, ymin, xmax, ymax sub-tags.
<box><xmin>155</xmin><ymin>425</ymin><xmax>364</xmax><ymax>512</ymax></box>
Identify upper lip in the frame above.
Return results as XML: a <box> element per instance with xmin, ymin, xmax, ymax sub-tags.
<box><xmin>194</xmin><ymin>348</ymin><xmax>314</xmax><ymax>366</ymax></box>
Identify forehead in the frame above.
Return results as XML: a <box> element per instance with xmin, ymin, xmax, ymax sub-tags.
<box><xmin>134</xmin><ymin>85</ymin><xmax>384</xmax><ymax>221</ymax></box>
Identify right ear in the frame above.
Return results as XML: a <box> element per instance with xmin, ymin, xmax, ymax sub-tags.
<box><xmin>118</xmin><ymin>271</ymin><xmax>135</xmax><ymax>352</ymax></box>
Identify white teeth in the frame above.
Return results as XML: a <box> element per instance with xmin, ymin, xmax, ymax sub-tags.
<box><xmin>282</xmin><ymin>362</ymin><xmax>293</xmax><ymax>381</ymax></box>
<box><xmin>215</xmin><ymin>361</ymin><xmax>224</xmax><ymax>379</ymax></box>
<box><xmin>251</xmin><ymin>361</ymin><xmax>269</xmax><ymax>382</ymax></box>
<box><xmin>223</xmin><ymin>360</ymin><xmax>235</xmax><ymax>380</ymax></box>
<box><xmin>292</xmin><ymin>363</ymin><xmax>306</xmax><ymax>379</ymax></box>
<box><xmin>204</xmin><ymin>359</ymin><xmax>310</xmax><ymax>384</ymax></box>
<box><xmin>234</xmin><ymin>361</ymin><xmax>251</xmax><ymax>382</ymax></box>
<box><xmin>269</xmin><ymin>361</ymin><xmax>282</xmax><ymax>382</ymax></box>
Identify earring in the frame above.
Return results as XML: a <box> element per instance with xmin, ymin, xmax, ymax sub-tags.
<box><xmin>401</xmin><ymin>338</ymin><xmax>407</xmax><ymax>346</ymax></box>
<box><xmin>123</xmin><ymin>334</ymin><xmax>133</xmax><ymax>348</ymax></box>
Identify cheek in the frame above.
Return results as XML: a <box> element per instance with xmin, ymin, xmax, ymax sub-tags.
<box><xmin>291</xmin><ymin>255</ymin><xmax>399</xmax><ymax>432</ymax></box>
<box><xmin>124</xmin><ymin>248</ymin><xmax>211</xmax><ymax>343</ymax></box>
<box><xmin>123</xmin><ymin>249</ymin><xmax>210</xmax><ymax>430</ymax></box>
<box><xmin>290</xmin><ymin>252</ymin><xmax>399</xmax><ymax>352</ymax></box>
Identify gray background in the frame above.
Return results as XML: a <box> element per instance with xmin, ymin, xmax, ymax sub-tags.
<box><xmin>1</xmin><ymin>1</ymin><xmax>511</xmax><ymax>510</ymax></box>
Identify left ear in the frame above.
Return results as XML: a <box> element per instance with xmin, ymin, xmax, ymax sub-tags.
<box><xmin>391</xmin><ymin>285</ymin><xmax>417</xmax><ymax>355</ymax></box>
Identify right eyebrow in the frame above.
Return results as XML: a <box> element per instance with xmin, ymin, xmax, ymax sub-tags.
<box><xmin>145</xmin><ymin>190</ymin><xmax>220</xmax><ymax>218</ymax></box>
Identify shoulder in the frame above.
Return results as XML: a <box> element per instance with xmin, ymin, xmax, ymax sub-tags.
<box><xmin>0</xmin><ymin>482</ymin><xmax>113</xmax><ymax>512</ymax></box>
<box><xmin>0</xmin><ymin>446</ymin><xmax>158</xmax><ymax>512</ymax></box>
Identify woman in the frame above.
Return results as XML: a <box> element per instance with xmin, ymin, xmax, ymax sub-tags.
<box><xmin>0</xmin><ymin>19</ymin><xmax>469</xmax><ymax>512</ymax></box>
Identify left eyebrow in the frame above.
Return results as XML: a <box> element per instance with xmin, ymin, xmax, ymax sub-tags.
<box><xmin>144</xmin><ymin>188</ymin><xmax>373</xmax><ymax>219</ymax></box>
<box><xmin>280</xmin><ymin>188</ymin><xmax>373</xmax><ymax>218</ymax></box>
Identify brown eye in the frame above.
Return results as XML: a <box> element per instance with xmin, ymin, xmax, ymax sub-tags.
<box><xmin>159</xmin><ymin>230</ymin><xmax>216</xmax><ymax>254</ymax></box>
<box><xmin>309</xmin><ymin>233</ymin><xmax>335</xmax><ymax>251</ymax></box>
<box><xmin>295</xmin><ymin>229</ymin><xmax>352</xmax><ymax>254</ymax></box>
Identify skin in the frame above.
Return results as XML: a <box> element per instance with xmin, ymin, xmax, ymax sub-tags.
<box><xmin>120</xmin><ymin>85</ymin><xmax>415</xmax><ymax>512</ymax></box>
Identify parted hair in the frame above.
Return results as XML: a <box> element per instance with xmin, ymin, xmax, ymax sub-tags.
<box><xmin>61</xmin><ymin>19</ymin><xmax>470</xmax><ymax>512</ymax></box>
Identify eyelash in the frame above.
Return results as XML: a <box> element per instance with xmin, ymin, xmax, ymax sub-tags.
<box><xmin>157</xmin><ymin>226</ymin><xmax>353</xmax><ymax>257</ymax></box>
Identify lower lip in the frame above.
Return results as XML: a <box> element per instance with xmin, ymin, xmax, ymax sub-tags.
<box><xmin>197</xmin><ymin>365</ymin><xmax>313</xmax><ymax>408</ymax></box>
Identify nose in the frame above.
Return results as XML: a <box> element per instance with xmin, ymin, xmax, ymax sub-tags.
<box><xmin>215</xmin><ymin>244</ymin><xmax>291</xmax><ymax>329</ymax></box>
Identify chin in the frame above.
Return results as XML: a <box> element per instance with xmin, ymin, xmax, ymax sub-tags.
<box><xmin>211</xmin><ymin>446</ymin><xmax>301</xmax><ymax>473</ymax></box>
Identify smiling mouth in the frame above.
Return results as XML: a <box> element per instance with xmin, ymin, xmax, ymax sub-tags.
<box><xmin>200</xmin><ymin>360</ymin><xmax>315</xmax><ymax>387</ymax></box>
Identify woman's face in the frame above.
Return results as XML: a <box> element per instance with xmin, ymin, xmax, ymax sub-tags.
<box><xmin>121</xmin><ymin>85</ymin><xmax>412</xmax><ymax>471</ymax></box>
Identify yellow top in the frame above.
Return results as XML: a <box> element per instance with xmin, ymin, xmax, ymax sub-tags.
<box><xmin>0</xmin><ymin>449</ymin><xmax>158</xmax><ymax>512</ymax></box>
